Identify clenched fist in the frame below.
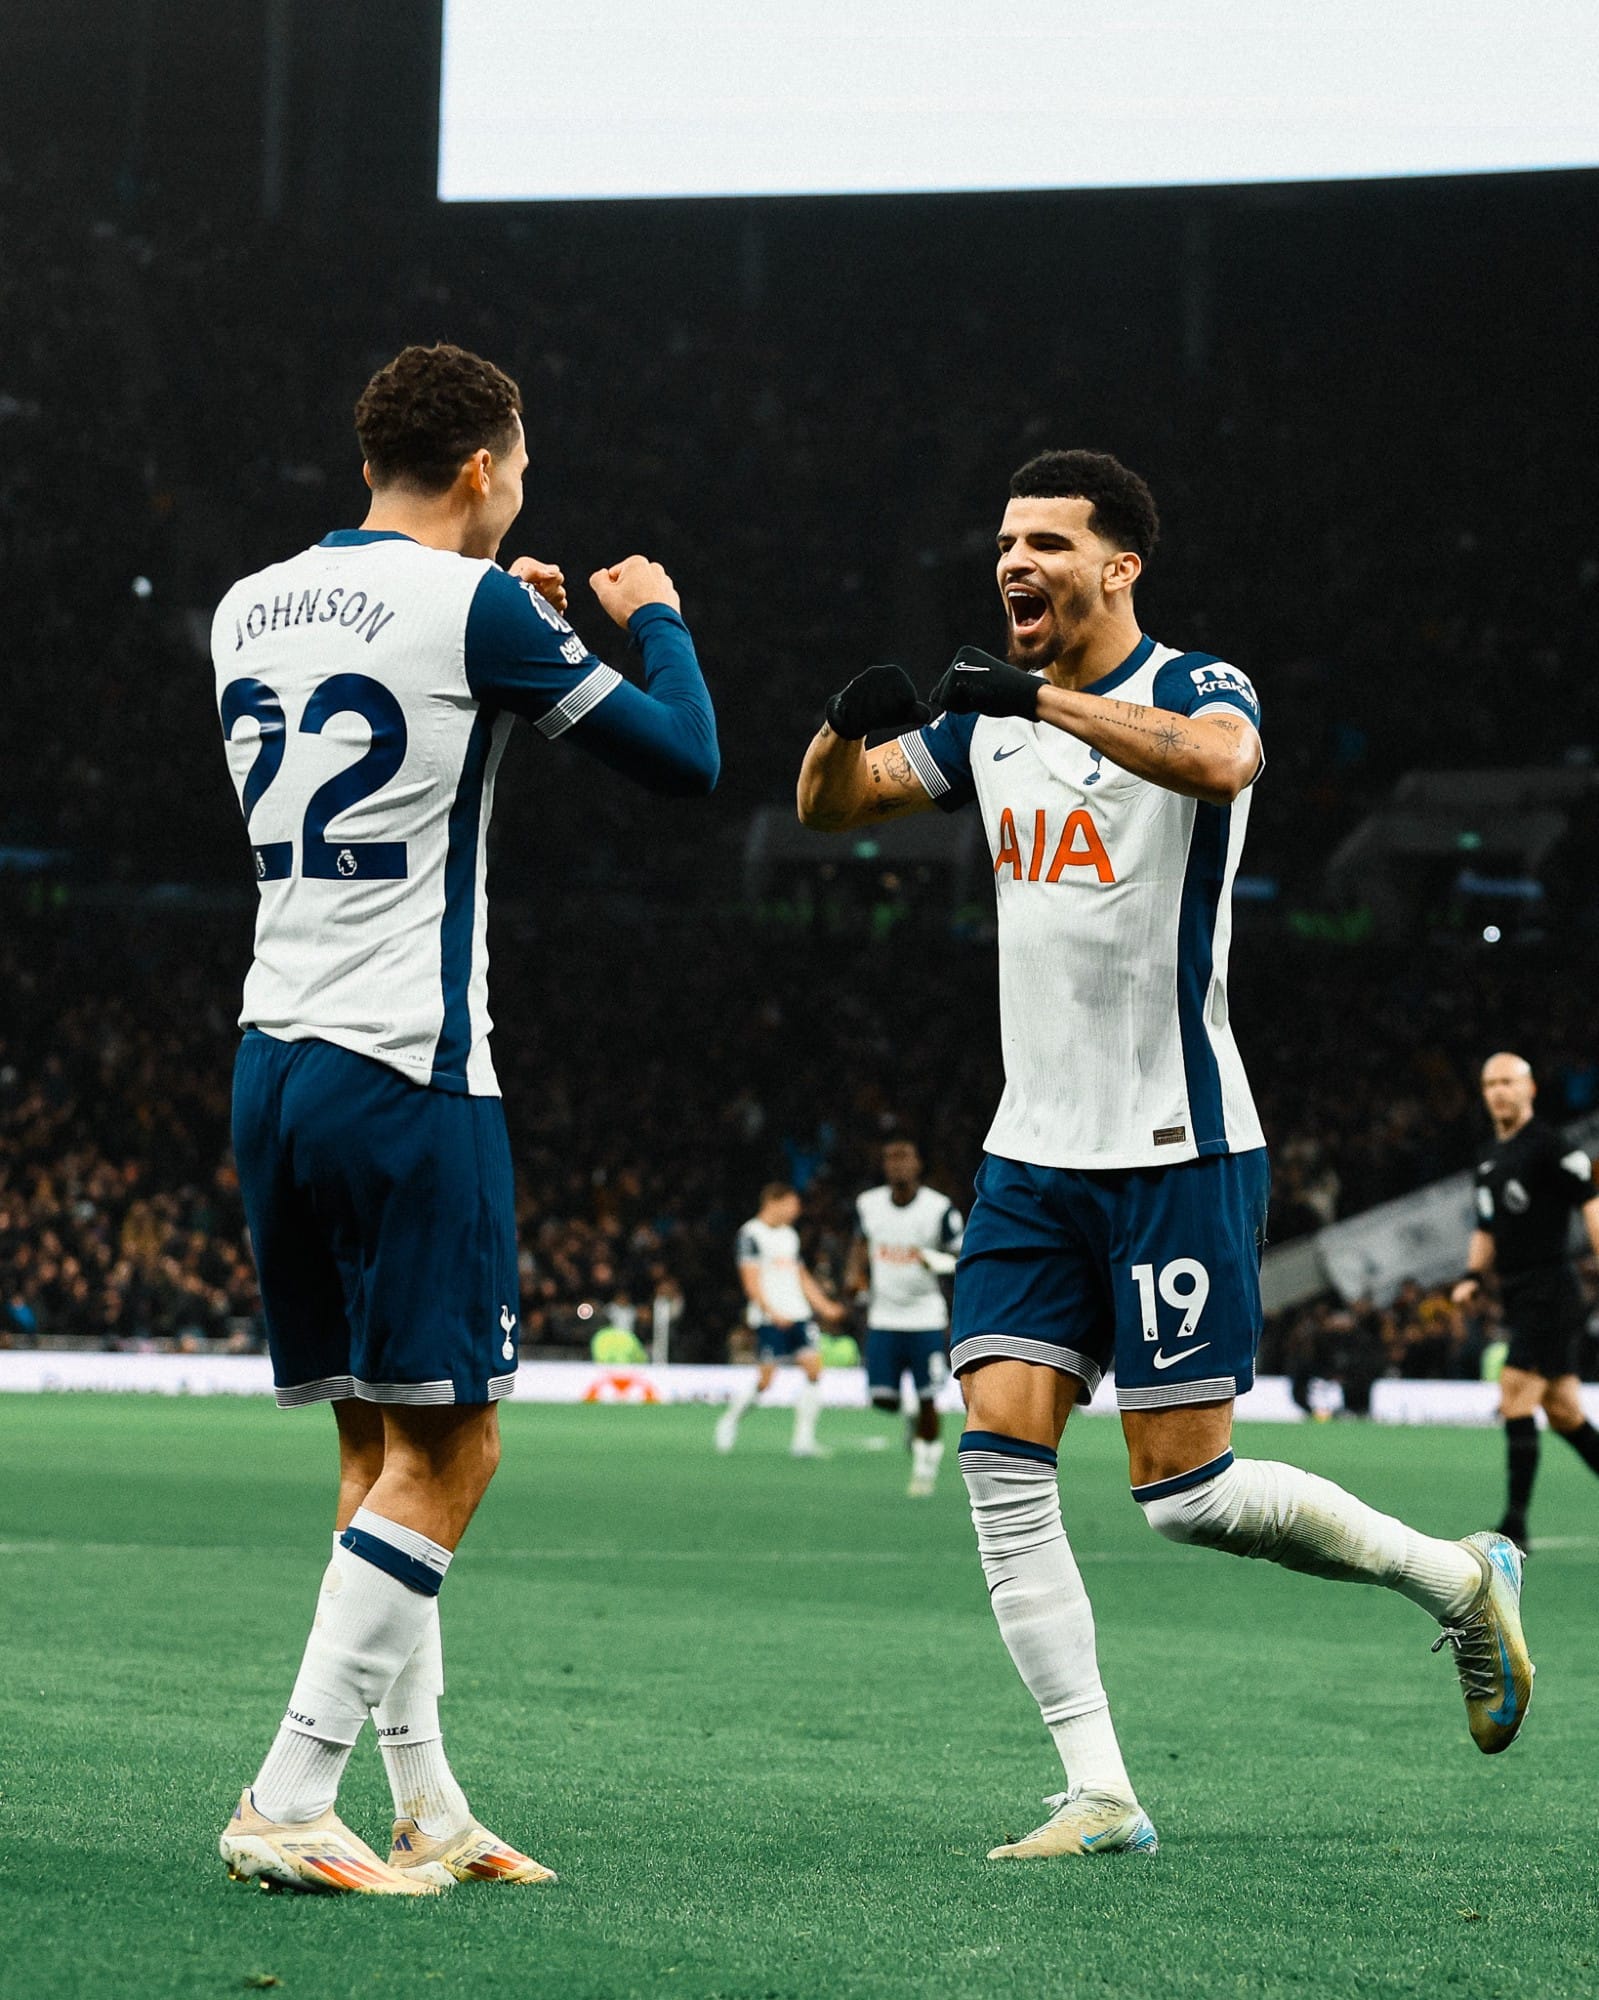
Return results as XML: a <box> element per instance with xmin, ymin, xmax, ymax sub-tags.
<box><xmin>505</xmin><ymin>555</ymin><xmax>568</xmax><ymax>617</ymax></box>
<box><xmin>590</xmin><ymin>555</ymin><xmax>681</xmax><ymax>628</ymax></box>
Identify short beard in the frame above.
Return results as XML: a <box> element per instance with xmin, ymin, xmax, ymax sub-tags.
<box><xmin>1004</xmin><ymin>579</ymin><xmax>1095</xmax><ymax>669</ymax></box>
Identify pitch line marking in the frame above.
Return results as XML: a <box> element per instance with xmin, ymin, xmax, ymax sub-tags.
<box><xmin>0</xmin><ymin>1537</ymin><xmax>1175</xmax><ymax>1567</ymax></box>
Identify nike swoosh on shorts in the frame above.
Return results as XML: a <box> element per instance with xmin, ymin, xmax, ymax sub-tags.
<box><xmin>1151</xmin><ymin>1343</ymin><xmax>1211</xmax><ymax>1370</ymax></box>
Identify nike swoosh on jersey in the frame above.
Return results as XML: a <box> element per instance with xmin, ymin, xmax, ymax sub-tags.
<box><xmin>1151</xmin><ymin>1343</ymin><xmax>1211</xmax><ymax>1370</ymax></box>
<box><xmin>993</xmin><ymin>744</ymin><xmax>1024</xmax><ymax>761</ymax></box>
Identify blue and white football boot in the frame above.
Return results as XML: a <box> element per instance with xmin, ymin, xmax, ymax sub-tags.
<box><xmin>1431</xmin><ymin>1531</ymin><xmax>1535</xmax><ymax>1754</ymax></box>
<box><xmin>987</xmin><ymin>1788</ymin><xmax>1159</xmax><ymax>1860</ymax></box>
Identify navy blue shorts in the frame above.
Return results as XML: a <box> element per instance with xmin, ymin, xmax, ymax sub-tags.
<box><xmin>233</xmin><ymin>1032</ymin><xmax>521</xmax><ymax>1409</ymax></box>
<box><xmin>865</xmin><ymin>1328</ymin><xmax>949</xmax><ymax>1402</ymax></box>
<box><xmin>950</xmin><ymin>1149</ymin><xmax>1269</xmax><ymax>1410</ymax></box>
<box><xmin>755</xmin><ymin>1321</ymin><xmax>818</xmax><ymax>1362</ymax></box>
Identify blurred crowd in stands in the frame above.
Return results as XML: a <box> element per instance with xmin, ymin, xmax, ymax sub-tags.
<box><xmin>1273</xmin><ymin>1269</ymin><xmax>1599</xmax><ymax>1410</ymax></box>
<box><xmin>5</xmin><ymin>905</ymin><xmax>1598</xmax><ymax>1380</ymax></box>
<box><xmin>2</xmin><ymin>170</ymin><xmax>1596</xmax><ymax>1375</ymax></box>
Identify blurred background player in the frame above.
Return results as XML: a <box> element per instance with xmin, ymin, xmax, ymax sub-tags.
<box><xmin>718</xmin><ymin>1182</ymin><xmax>846</xmax><ymax>1456</ymax></box>
<box><xmin>1453</xmin><ymin>1052</ymin><xmax>1599</xmax><ymax>1552</ymax></box>
<box><xmin>848</xmin><ymin>1138</ymin><xmax>964</xmax><ymax>1496</ymax></box>
<box><xmin>214</xmin><ymin>342</ymin><xmax>718</xmax><ymax>1894</ymax></box>
<box><xmin>799</xmin><ymin>449</ymin><xmax>1533</xmax><ymax>1861</ymax></box>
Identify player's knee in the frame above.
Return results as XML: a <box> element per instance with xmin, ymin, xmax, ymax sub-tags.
<box><xmin>1138</xmin><ymin>1488</ymin><xmax>1208</xmax><ymax>1544</ymax></box>
<box><xmin>1135</xmin><ymin>1463</ymin><xmax>1243</xmax><ymax>1548</ymax></box>
<box><xmin>1544</xmin><ymin>1389</ymin><xmax>1583</xmax><ymax>1433</ymax></box>
<box><xmin>479</xmin><ymin>1420</ymin><xmax>503</xmax><ymax>1482</ymax></box>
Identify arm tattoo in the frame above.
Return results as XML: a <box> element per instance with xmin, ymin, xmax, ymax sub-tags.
<box><xmin>1099</xmin><ymin>698</ymin><xmax>1190</xmax><ymax>757</ymax></box>
<box><xmin>881</xmin><ymin>740</ymin><xmax>915</xmax><ymax>789</ymax></box>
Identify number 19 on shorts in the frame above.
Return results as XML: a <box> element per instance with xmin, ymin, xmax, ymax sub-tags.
<box><xmin>1130</xmin><ymin>1259</ymin><xmax>1210</xmax><ymax>1343</ymax></box>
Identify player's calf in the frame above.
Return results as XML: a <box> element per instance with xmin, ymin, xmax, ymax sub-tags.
<box><xmin>1134</xmin><ymin>1452</ymin><xmax>1535</xmax><ymax>1752</ymax></box>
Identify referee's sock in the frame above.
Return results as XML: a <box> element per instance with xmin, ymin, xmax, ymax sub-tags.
<box><xmin>1555</xmin><ymin>1418</ymin><xmax>1599</xmax><ymax>1478</ymax></box>
<box><xmin>1504</xmin><ymin>1415</ymin><xmax>1540</xmax><ymax>1519</ymax></box>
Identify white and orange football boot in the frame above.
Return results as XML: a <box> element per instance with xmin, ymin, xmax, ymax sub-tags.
<box><xmin>220</xmin><ymin>1790</ymin><xmax>444</xmax><ymax>1895</ymax></box>
<box><xmin>389</xmin><ymin>1817</ymin><xmax>557</xmax><ymax>1886</ymax></box>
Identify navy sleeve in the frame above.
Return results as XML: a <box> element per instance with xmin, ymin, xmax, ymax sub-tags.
<box><xmin>464</xmin><ymin>569</ymin><xmax>718</xmax><ymax>796</ymax></box>
<box><xmin>899</xmin><ymin>711</ymin><xmax>979</xmax><ymax>813</ymax></box>
<box><xmin>737</xmin><ymin>1227</ymin><xmax>760</xmax><ymax>1264</ymax></box>
<box><xmin>566</xmin><ymin>602</ymin><xmax>720</xmax><ymax>798</ymax></box>
<box><xmin>465</xmin><ymin>565</ymin><xmax>619</xmax><ymax>723</ymax></box>
<box><xmin>1151</xmin><ymin>650</ymin><xmax>1263</xmax><ymax>729</ymax></box>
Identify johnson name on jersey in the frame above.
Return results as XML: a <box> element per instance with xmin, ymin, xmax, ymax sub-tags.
<box><xmin>213</xmin><ymin>529</ymin><xmax>713</xmax><ymax>1097</ymax></box>
<box><xmin>736</xmin><ymin>1218</ymin><xmax>811</xmax><ymax>1328</ymax></box>
<box><xmin>855</xmin><ymin>1185</ymin><xmax>963</xmax><ymax>1330</ymax></box>
<box><xmin>897</xmin><ymin>636</ymin><xmax>1265</xmax><ymax>1172</ymax></box>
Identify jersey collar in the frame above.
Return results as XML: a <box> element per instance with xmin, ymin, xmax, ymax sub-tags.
<box><xmin>1082</xmin><ymin>633</ymin><xmax>1155</xmax><ymax>698</ymax></box>
<box><xmin>318</xmin><ymin>529</ymin><xmax>417</xmax><ymax>548</ymax></box>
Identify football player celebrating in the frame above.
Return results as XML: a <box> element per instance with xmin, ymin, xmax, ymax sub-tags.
<box><xmin>847</xmin><ymin>1138</ymin><xmax>963</xmax><ymax>1496</ymax></box>
<box><xmin>798</xmin><ymin>449</ymin><xmax>1532</xmax><ymax>1860</ymax></box>
<box><xmin>1453</xmin><ymin>1052</ymin><xmax>1599</xmax><ymax>1551</ymax></box>
<box><xmin>213</xmin><ymin>343</ymin><xmax>717</xmax><ymax>1893</ymax></box>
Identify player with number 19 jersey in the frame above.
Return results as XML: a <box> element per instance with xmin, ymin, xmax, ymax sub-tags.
<box><xmin>900</xmin><ymin>645</ymin><xmax>1269</xmax><ymax>1410</ymax></box>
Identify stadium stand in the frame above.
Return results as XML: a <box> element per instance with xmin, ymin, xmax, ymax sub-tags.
<box><xmin>2</xmin><ymin>169</ymin><xmax>1596</xmax><ymax>1374</ymax></box>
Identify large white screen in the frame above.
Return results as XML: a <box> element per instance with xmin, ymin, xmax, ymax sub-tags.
<box><xmin>440</xmin><ymin>0</ymin><xmax>1599</xmax><ymax>202</ymax></box>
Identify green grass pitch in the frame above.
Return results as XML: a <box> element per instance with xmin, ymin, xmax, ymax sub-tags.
<box><xmin>2</xmin><ymin>1395</ymin><xmax>1596</xmax><ymax>2000</ymax></box>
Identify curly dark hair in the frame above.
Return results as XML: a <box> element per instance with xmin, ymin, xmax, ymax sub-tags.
<box><xmin>354</xmin><ymin>342</ymin><xmax>523</xmax><ymax>493</ymax></box>
<box><xmin>1009</xmin><ymin>450</ymin><xmax>1159</xmax><ymax>564</ymax></box>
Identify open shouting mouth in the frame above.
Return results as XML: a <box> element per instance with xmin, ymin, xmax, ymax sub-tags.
<box><xmin>1005</xmin><ymin>585</ymin><xmax>1050</xmax><ymax>642</ymax></box>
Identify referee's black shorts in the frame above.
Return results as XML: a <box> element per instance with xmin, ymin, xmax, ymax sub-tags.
<box><xmin>1501</xmin><ymin>1267</ymin><xmax>1588</xmax><ymax>1379</ymax></box>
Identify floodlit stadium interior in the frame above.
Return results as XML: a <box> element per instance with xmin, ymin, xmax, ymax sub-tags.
<box><xmin>2</xmin><ymin>3</ymin><xmax>1597</xmax><ymax>1992</ymax></box>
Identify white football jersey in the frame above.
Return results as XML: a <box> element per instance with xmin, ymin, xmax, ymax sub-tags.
<box><xmin>899</xmin><ymin>636</ymin><xmax>1266</xmax><ymax>1171</ymax></box>
<box><xmin>736</xmin><ymin>1217</ymin><xmax>811</xmax><ymax>1327</ymax></box>
<box><xmin>855</xmin><ymin>1184</ymin><xmax>963</xmax><ymax>1330</ymax></box>
<box><xmin>212</xmin><ymin>530</ymin><xmax>642</xmax><ymax>1095</ymax></box>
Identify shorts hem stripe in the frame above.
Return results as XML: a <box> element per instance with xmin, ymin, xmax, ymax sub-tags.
<box><xmin>487</xmin><ymin>1371</ymin><xmax>518</xmax><ymax>1400</ymax></box>
<box><xmin>1116</xmin><ymin>1376</ymin><xmax>1236</xmax><ymax>1411</ymax></box>
<box><xmin>950</xmin><ymin>1334</ymin><xmax>1104</xmax><ymax>1394</ymax></box>
<box><xmin>352</xmin><ymin>1377</ymin><xmax>457</xmax><ymax>1406</ymax></box>
<box><xmin>275</xmin><ymin>1374</ymin><xmax>356</xmax><ymax>1409</ymax></box>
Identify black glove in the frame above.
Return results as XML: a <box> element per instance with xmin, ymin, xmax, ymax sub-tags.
<box><xmin>929</xmin><ymin>645</ymin><xmax>1040</xmax><ymax>720</ymax></box>
<box><xmin>824</xmin><ymin>664</ymin><xmax>931</xmax><ymax>740</ymax></box>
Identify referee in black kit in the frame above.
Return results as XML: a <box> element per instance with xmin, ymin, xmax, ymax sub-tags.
<box><xmin>1453</xmin><ymin>1052</ymin><xmax>1599</xmax><ymax>1550</ymax></box>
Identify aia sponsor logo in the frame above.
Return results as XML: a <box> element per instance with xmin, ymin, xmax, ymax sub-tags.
<box><xmin>992</xmin><ymin>806</ymin><xmax>1115</xmax><ymax>885</ymax></box>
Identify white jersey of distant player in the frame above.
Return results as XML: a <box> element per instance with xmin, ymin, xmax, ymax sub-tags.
<box><xmin>856</xmin><ymin>1185</ymin><xmax>963</xmax><ymax>1331</ymax></box>
<box><xmin>737</xmin><ymin>1218</ymin><xmax>811</xmax><ymax>1328</ymax></box>
<box><xmin>212</xmin><ymin>535</ymin><xmax>615</xmax><ymax>1096</ymax></box>
<box><xmin>899</xmin><ymin>639</ymin><xmax>1265</xmax><ymax>1171</ymax></box>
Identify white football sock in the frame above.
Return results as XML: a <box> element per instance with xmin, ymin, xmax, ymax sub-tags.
<box><xmin>960</xmin><ymin>1431</ymin><xmax>1134</xmax><ymax>1801</ymax></box>
<box><xmin>912</xmin><ymin>1437</ymin><xmax>945</xmax><ymax>1481</ymax></box>
<box><xmin>374</xmin><ymin>1602</ymin><xmax>473</xmax><ymax>1836</ymax></box>
<box><xmin>1137</xmin><ymin>1453</ymin><xmax>1479</xmax><ymax>1621</ymax></box>
<box><xmin>252</xmin><ymin>1507</ymin><xmax>450</xmax><ymax>1823</ymax></box>
<box><xmin>791</xmin><ymin>1375</ymin><xmax>822</xmax><ymax>1451</ymax></box>
<box><xmin>722</xmin><ymin>1376</ymin><xmax>760</xmax><ymax>1436</ymax></box>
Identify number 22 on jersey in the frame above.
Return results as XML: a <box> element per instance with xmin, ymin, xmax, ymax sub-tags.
<box><xmin>221</xmin><ymin>672</ymin><xmax>408</xmax><ymax>882</ymax></box>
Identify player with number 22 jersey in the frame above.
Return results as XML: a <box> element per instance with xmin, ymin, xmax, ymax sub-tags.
<box><xmin>211</xmin><ymin>343</ymin><xmax>716</xmax><ymax>1899</ymax></box>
